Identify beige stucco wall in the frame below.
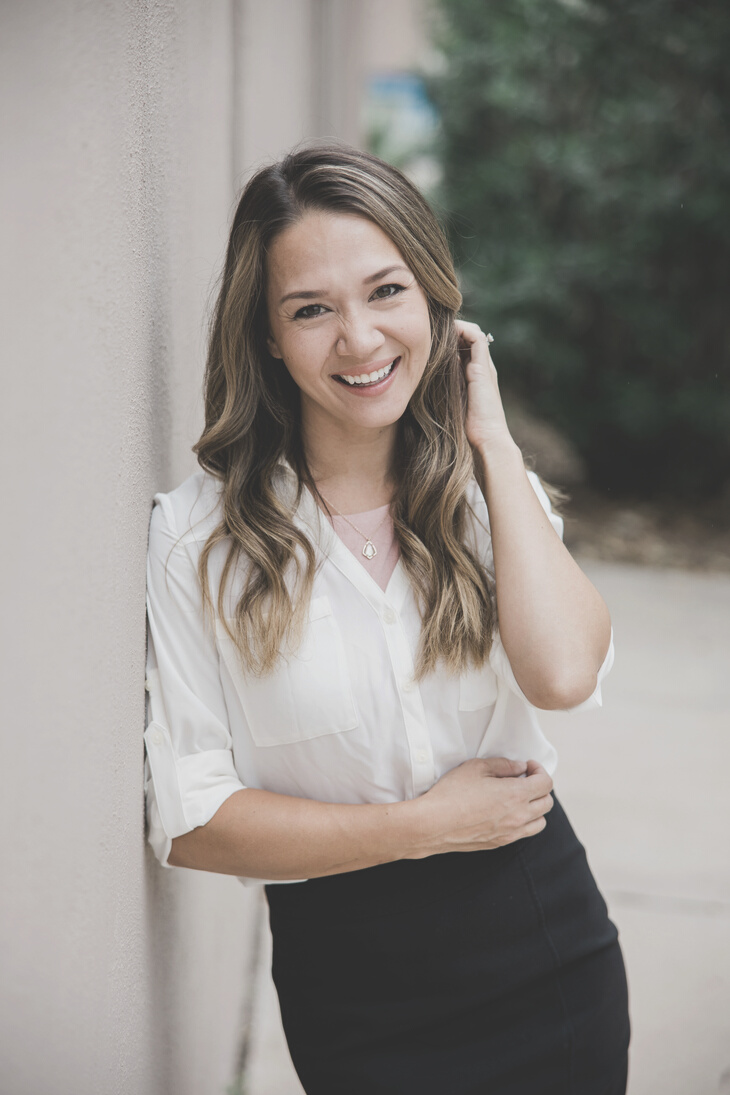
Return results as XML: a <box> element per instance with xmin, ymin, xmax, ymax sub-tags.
<box><xmin>0</xmin><ymin>4</ymin><xmax>255</xmax><ymax>1092</ymax></box>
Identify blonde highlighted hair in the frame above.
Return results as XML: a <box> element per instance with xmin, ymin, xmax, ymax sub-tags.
<box><xmin>194</xmin><ymin>143</ymin><xmax>497</xmax><ymax>678</ymax></box>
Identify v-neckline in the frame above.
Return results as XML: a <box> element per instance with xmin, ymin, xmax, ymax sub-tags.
<box><xmin>294</xmin><ymin>483</ymin><xmax>411</xmax><ymax>615</ymax></box>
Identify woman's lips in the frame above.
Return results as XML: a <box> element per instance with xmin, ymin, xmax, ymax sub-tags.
<box><xmin>332</xmin><ymin>357</ymin><xmax>401</xmax><ymax>394</ymax></box>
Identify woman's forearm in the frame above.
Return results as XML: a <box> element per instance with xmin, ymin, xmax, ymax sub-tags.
<box><xmin>168</xmin><ymin>787</ymin><xmax>423</xmax><ymax>879</ymax></box>
<box><xmin>167</xmin><ymin>756</ymin><xmax>555</xmax><ymax>879</ymax></box>
<box><xmin>478</xmin><ymin>438</ymin><xmax>612</xmax><ymax>710</ymax></box>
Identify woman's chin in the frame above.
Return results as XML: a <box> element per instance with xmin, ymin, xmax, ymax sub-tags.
<box><xmin>302</xmin><ymin>389</ymin><xmax>412</xmax><ymax>437</ymax></box>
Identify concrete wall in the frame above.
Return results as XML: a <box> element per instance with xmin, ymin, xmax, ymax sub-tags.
<box><xmin>0</xmin><ymin>1</ymin><xmax>378</xmax><ymax>1092</ymax></box>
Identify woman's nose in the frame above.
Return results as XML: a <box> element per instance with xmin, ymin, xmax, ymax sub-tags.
<box><xmin>335</xmin><ymin>310</ymin><xmax>386</xmax><ymax>360</ymax></box>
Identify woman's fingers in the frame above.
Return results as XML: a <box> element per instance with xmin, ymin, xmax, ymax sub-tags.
<box><xmin>472</xmin><ymin>813</ymin><xmax>548</xmax><ymax>850</ymax></box>
<box><xmin>524</xmin><ymin>760</ymin><xmax>554</xmax><ymax>802</ymax></box>
<box><xmin>520</xmin><ymin>816</ymin><xmax>548</xmax><ymax>839</ymax></box>
<box><xmin>455</xmin><ymin>320</ymin><xmax>494</xmax><ymax>367</ymax></box>
<box><xmin>479</xmin><ymin>756</ymin><xmax>528</xmax><ymax>778</ymax></box>
<box><xmin>528</xmin><ymin>793</ymin><xmax>554</xmax><ymax>820</ymax></box>
<box><xmin>455</xmin><ymin>318</ymin><xmax>488</xmax><ymax>342</ymax></box>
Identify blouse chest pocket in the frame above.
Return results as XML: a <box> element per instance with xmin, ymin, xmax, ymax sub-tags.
<box><xmin>458</xmin><ymin>659</ymin><xmax>499</xmax><ymax>711</ymax></box>
<box><xmin>216</xmin><ymin>596</ymin><xmax>359</xmax><ymax>747</ymax></box>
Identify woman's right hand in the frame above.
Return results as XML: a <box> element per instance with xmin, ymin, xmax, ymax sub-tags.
<box><xmin>407</xmin><ymin>757</ymin><xmax>554</xmax><ymax>858</ymax></box>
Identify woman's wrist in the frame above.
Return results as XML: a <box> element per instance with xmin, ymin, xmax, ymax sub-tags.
<box><xmin>345</xmin><ymin>797</ymin><xmax>427</xmax><ymax>867</ymax></box>
<box><xmin>473</xmin><ymin>435</ymin><xmax>524</xmax><ymax>489</ymax></box>
<box><xmin>398</xmin><ymin>792</ymin><xmax>445</xmax><ymax>861</ymax></box>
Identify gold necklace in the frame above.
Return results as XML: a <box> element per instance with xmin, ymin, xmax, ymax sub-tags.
<box><xmin>318</xmin><ymin>493</ymin><xmax>392</xmax><ymax>560</ymax></box>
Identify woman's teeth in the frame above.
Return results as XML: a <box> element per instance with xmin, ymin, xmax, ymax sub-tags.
<box><xmin>338</xmin><ymin>359</ymin><xmax>396</xmax><ymax>386</ymax></box>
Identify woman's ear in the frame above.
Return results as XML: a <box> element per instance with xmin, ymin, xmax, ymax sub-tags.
<box><xmin>267</xmin><ymin>334</ymin><xmax>283</xmax><ymax>360</ymax></box>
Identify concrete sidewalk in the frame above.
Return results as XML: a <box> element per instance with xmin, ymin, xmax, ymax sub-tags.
<box><xmin>246</xmin><ymin>561</ymin><xmax>730</xmax><ymax>1095</ymax></box>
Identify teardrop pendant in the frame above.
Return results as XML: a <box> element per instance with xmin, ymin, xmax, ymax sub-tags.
<box><xmin>362</xmin><ymin>540</ymin><xmax>377</xmax><ymax>560</ymax></box>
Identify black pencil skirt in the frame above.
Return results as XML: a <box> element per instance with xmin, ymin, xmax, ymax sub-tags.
<box><xmin>264</xmin><ymin>795</ymin><xmax>630</xmax><ymax>1095</ymax></box>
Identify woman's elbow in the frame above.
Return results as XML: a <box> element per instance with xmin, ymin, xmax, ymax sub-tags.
<box><xmin>168</xmin><ymin>824</ymin><xmax>220</xmax><ymax>870</ymax></box>
<box><xmin>168</xmin><ymin>831</ymin><xmax>197</xmax><ymax>868</ymax></box>
<box><xmin>522</xmin><ymin>665</ymin><xmax>599</xmax><ymax>711</ymax></box>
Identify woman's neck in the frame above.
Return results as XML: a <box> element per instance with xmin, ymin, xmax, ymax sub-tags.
<box><xmin>302</xmin><ymin>420</ymin><xmax>397</xmax><ymax>515</ymax></box>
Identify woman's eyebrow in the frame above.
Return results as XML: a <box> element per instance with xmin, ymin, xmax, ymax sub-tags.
<box><xmin>279</xmin><ymin>265</ymin><xmax>411</xmax><ymax>306</ymax></box>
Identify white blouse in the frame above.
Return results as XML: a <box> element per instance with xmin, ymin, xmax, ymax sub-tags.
<box><xmin>143</xmin><ymin>460</ymin><xmax>614</xmax><ymax>886</ymax></box>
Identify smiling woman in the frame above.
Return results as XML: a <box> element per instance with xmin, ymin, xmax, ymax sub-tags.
<box><xmin>143</xmin><ymin>143</ymin><xmax>629</xmax><ymax>1094</ymax></box>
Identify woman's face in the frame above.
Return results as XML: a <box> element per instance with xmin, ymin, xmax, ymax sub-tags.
<box><xmin>266</xmin><ymin>211</ymin><xmax>432</xmax><ymax>446</ymax></box>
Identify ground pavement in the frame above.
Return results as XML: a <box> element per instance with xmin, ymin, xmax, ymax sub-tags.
<box><xmin>245</xmin><ymin>560</ymin><xmax>730</xmax><ymax>1095</ymax></box>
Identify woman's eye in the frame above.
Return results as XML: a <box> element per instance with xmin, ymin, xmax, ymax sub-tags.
<box><xmin>371</xmin><ymin>283</ymin><xmax>406</xmax><ymax>301</ymax></box>
<box><xmin>293</xmin><ymin>283</ymin><xmax>406</xmax><ymax>318</ymax></box>
<box><xmin>294</xmin><ymin>304</ymin><xmax>327</xmax><ymax>320</ymax></box>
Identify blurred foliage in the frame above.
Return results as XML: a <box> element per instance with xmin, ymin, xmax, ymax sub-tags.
<box><xmin>429</xmin><ymin>0</ymin><xmax>730</xmax><ymax>498</ymax></box>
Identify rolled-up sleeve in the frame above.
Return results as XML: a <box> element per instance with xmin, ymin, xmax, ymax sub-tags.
<box><xmin>487</xmin><ymin>470</ymin><xmax>615</xmax><ymax>712</ymax></box>
<box><xmin>144</xmin><ymin>494</ymin><xmax>247</xmax><ymax>868</ymax></box>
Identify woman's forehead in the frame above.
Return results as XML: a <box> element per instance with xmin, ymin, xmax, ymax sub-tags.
<box><xmin>267</xmin><ymin>212</ymin><xmax>408</xmax><ymax>295</ymax></box>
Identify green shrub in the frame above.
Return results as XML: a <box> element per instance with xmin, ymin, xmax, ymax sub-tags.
<box><xmin>429</xmin><ymin>0</ymin><xmax>730</xmax><ymax>498</ymax></box>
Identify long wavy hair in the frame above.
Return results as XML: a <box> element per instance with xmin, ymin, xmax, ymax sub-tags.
<box><xmin>194</xmin><ymin>143</ymin><xmax>497</xmax><ymax>678</ymax></box>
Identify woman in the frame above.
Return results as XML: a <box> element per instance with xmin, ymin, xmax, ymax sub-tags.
<box><xmin>144</xmin><ymin>144</ymin><xmax>630</xmax><ymax>1094</ymax></box>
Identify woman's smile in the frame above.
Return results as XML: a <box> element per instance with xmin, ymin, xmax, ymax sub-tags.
<box><xmin>332</xmin><ymin>355</ymin><xmax>401</xmax><ymax>392</ymax></box>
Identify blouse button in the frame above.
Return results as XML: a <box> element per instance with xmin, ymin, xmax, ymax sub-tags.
<box><xmin>402</xmin><ymin>679</ymin><xmax>414</xmax><ymax>693</ymax></box>
<box><xmin>150</xmin><ymin>729</ymin><xmax>164</xmax><ymax>746</ymax></box>
<box><xmin>382</xmin><ymin>608</ymin><xmax>396</xmax><ymax>625</ymax></box>
<box><xmin>415</xmin><ymin>749</ymin><xmax>429</xmax><ymax>764</ymax></box>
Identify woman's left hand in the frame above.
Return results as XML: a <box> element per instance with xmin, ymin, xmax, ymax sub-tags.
<box><xmin>456</xmin><ymin>325</ymin><xmax>613</xmax><ymax>711</ymax></box>
<box><xmin>457</xmin><ymin>320</ymin><xmax>514</xmax><ymax>457</ymax></box>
